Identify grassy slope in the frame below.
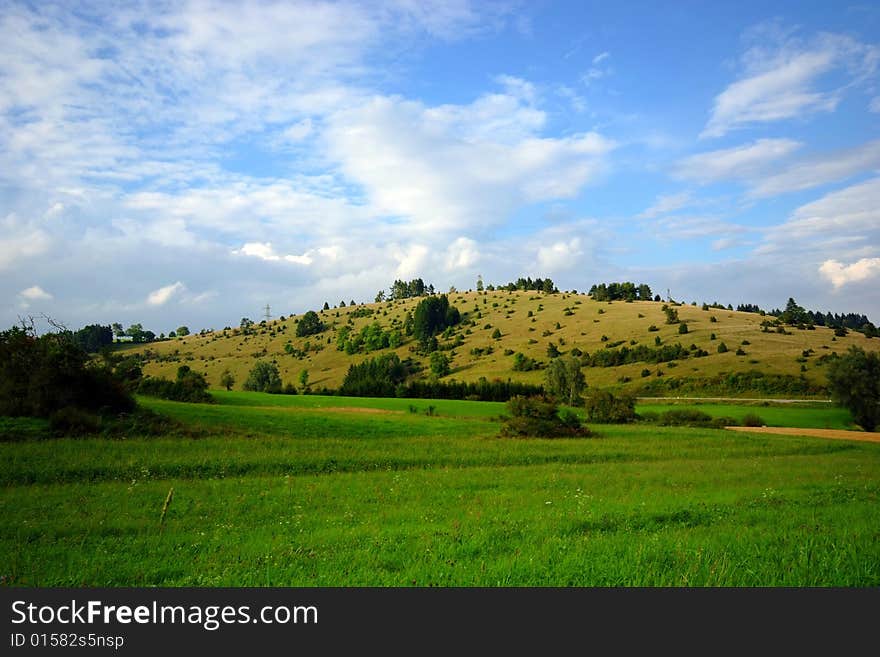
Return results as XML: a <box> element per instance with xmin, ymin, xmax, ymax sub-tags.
<box><xmin>124</xmin><ymin>290</ymin><xmax>879</xmax><ymax>396</ymax></box>
<box><xmin>2</xmin><ymin>394</ymin><xmax>879</xmax><ymax>586</ymax></box>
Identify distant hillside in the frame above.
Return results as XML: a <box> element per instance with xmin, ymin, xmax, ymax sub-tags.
<box><xmin>126</xmin><ymin>289</ymin><xmax>879</xmax><ymax>397</ymax></box>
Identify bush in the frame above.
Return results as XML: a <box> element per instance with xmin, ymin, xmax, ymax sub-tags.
<box><xmin>243</xmin><ymin>361</ymin><xmax>283</xmax><ymax>393</ymax></box>
<box><xmin>741</xmin><ymin>413</ymin><xmax>766</xmax><ymax>427</ymax></box>
<box><xmin>49</xmin><ymin>406</ymin><xmax>101</xmax><ymax>435</ymax></box>
<box><xmin>137</xmin><ymin>366</ymin><xmax>213</xmax><ymax>403</ymax></box>
<box><xmin>500</xmin><ymin>395</ymin><xmax>592</xmax><ymax>438</ymax></box>
<box><xmin>657</xmin><ymin>409</ymin><xmax>714</xmax><ymax>426</ymax></box>
<box><xmin>0</xmin><ymin>325</ymin><xmax>135</xmax><ymax>418</ymax></box>
<box><xmin>583</xmin><ymin>389</ymin><xmax>636</xmax><ymax>423</ymax></box>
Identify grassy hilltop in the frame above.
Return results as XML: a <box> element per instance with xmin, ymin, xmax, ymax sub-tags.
<box><xmin>127</xmin><ymin>289</ymin><xmax>878</xmax><ymax>396</ymax></box>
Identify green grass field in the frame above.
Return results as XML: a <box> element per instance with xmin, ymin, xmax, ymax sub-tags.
<box><xmin>2</xmin><ymin>393</ymin><xmax>879</xmax><ymax>586</ymax></box>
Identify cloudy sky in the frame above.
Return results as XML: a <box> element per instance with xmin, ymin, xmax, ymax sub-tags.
<box><xmin>2</xmin><ymin>0</ymin><xmax>879</xmax><ymax>333</ymax></box>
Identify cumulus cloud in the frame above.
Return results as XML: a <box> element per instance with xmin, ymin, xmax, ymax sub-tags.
<box><xmin>536</xmin><ymin>238</ymin><xmax>583</xmax><ymax>273</ymax></box>
<box><xmin>19</xmin><ymin>285</ymin><xmax>52</xmax><ymax>301</ymax></box>
<box><xmin>445</xmin><ymin>237</ymin><xmax>480</xmax><ymax>270</ymax></box>
<box><xmin>702</xmin><ymin>27</ymin><xmax>879</xmax><ymax>138</ymax></box>
<box><xmin>325</xmin><ymin>91</ymin><xmax>614</xmax><ymax>234</ymax></box>
<box><xmin>147</xmin><ymin>282</ymin><xmax>186</xmax><ymax>306</ymax></box>
<box><xmin>819</xmin><ymin>258</ymin><xmax>880</xmax><ymax>289</ymax></box>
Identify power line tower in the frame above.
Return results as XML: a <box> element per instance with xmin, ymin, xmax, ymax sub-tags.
<box><xmin>263</xmin><ymin>304</ymin><xmax>271</xmax><ymax>322</ymax></box>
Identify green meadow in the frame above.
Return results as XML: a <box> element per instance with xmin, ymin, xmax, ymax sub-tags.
<box><xmin>2</xmin><ymin>392</ymin><xmax>879</xmax><ymax>586</ymax></box>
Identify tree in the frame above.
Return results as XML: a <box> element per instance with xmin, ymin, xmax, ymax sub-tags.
<box><xmin>544</xmin><ymin>355</ymin><xmax>586</xmax><ymax>406</ymax></box>
<box><xmin>240</xmin><ymin>317</ymin><xmax>254</xmax><ymax>333</ymax></box>
<box><xmin>299</xmin><ymin>368</ymin><xmax>310</xmax><ymax>392</ymax></box>
<box><xmin>375</xmin><ymin>290</ymin><xmax>386</xmax><ymax>303</ymax></box>
<box><xmin>412</xmin><ymin>294</ymin><xmax>459</xmax><ymax>351</ymax></box>
<box><xmin>476</xmin><ymin>275</ymin><xmax>484</xmax><ymax>292</ymax></box>
<box><xmin>111</xmin><ymin>322</ymin><xmax>125</xmax><ymax>339</ymax></box>
<box><xmin>296</xmin><ymin>310</ymin><xmax>324</xmax><ymax>337</ymax></box>
<box><xmin>176</xmin><ymin>326</ymin><xmax>190</xmax><ymax>337</ymax></box>
<box><xmin>243</xmin><ymin>361</ymin><xmax>282</xmax><ymax>393</ymax></box>
<box><xmin>430</xmin><ymin>351</ymin><xmax>451</xmax><ymax>378</ymax></box>
<box><xmin>73</xmin><ymin>324</ymin><xmax>113</xmax><ymax>353</ymax></box>
<box><xmin>322</xmin><ymin>302</ymin><xmax>330</xmax><ymax>311</ymax></box>
<box><xmin>126</xmin><ymin>323</ymin><xmax>145</xmax><ymax>342</ymax></box>
<box><xmin>826</xmin><ymin>346</ymin><xmax>880</xmax><ymax>431</ymax></box>
<box><xmin>220</xmin><ymin>368</ymin><xmax>235</xmax><ymax>391</ymax></box>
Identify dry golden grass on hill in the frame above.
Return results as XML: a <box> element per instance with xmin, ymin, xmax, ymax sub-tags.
<box><xmin>125</xmin><ymin>290</ymin><xmax>879</xmax><ymax>394</ymax></box>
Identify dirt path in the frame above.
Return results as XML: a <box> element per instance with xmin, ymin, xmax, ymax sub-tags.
<box><xmin>726</xmin><ymin>426</ymin><xmax>880</xmax><ymax>444</ymax></box>
<box><xmin>638</xmin><ymin>396</ymin><xmax>832</xmax><ymax>404</ymax></box>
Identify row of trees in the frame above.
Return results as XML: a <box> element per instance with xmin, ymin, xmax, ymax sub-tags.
<box><xmin>588</xmin><ymin>282</ymin><xmax>654</xmax><ymax>302</ymax></box>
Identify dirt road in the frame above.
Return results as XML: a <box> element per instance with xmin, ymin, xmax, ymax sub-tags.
<box><xmin>726</xmin><ymin>426</ymin><xmax>880</xmax><ymax>444</ymax></box>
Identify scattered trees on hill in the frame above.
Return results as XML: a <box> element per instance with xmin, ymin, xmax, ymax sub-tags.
<box><xmin>588</xmin><ymin>282</ymin><xmax>653</xmax><ymax>302</ymax></box>
<box><xmin>826</xmin><ymin>346</ymin><xmax>879</xmax><ymax>432</ymax></box>
<box><xmin>243</xmin><ymin>361</ymin><xmax>283</xmax><ymax>393</ymax></box>
<box><xmin>296</xmin><ymin>310</ymin><xmax>325</xmax><ymax>337</ymax></box>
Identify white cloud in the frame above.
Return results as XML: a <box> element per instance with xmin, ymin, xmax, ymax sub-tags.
<box><xmin>749</xmin><ymin>139</ymin><xmax>880</xmax><ymax>197</ymax></box>
<box><xmin>536</xmin><ymin>238</ymin><xmax>583</xmax><ymax>272</ymax></box>
<box><xmin>19</xmin><ymin>285</ymin><xmax>52</xmax><ymax>301</ymax></box>
<box><xmin>445</xmin><ymin>237</ymin><xmax>480</xmax><ymax>270</ymax></box>
<box><xmin>281</xmin><ymin>119</ymin><xmax>314</xmax><ymax>142</ymax></box>
<box><xmin>394</xmin><ymin>243</ymin><xmax>429</xmax><ymax>279</ymax></box>
<box><xmin>235</xmin><ymin>242</ymin><xmax>281</xmax><ymax>262</ymax></box>
<box><xmin>638</xmin><ymin>192</ymin><xmax>694</xmax><ymax>219</ymax></box>
<box><xmin>147</xmin><ymin>282</ymin><xmax>186</xmax><ymax>306</ymax></box>
<box><xmin>584</xmin><ymin>51</ymin><xmax>612</xmax><ymax>85</ymax></box>
<box><xmin>758</xmin><ymin>178</ymin><xmax>880</xmax><ymax>263</ymax></box>
<box><xmin>702</xmin><ymin>29</ymin><xmax>879</xmax><ymax>138</ymax></box>
<box><xmin>819</xmin><ymin>258</ymin><xmax>880</xmax><ymax>289</ymax></box>
<box><xmin>325</xmin><ymin>91</ymin><xmax>614</xmax><ymax>233</ymax></box>
<box><xmin>675</xmin><ymin>139</ymin><xmax>801</xmax><ymax>183</ymax></box>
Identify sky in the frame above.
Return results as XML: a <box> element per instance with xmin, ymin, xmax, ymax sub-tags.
<box><xmin>2</xmin><ymin>0</ymin><xmax>879</xmax><ymax>334</ymax></box>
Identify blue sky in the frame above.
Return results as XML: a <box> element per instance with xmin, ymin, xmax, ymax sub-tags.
<box><xmin>2</xmin><ymin>0</ymin><xmax>879</xmax><ymax>333</ymax></box>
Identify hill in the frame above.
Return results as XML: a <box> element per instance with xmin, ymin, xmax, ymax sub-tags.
<box><xmin>125</xmin><ymin>289</ymin><xmax>879</xmax><ymax>397</ymax></box>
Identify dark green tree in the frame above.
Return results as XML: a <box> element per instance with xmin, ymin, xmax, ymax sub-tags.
<box><xmin>73</xmin><ymin>324</ymin><xmax>114</xmax><ymax>353</ymax></box>
<box><xmin>430</xmin><ymin>351</ymin><xmax>451</xmax><ymax>378</ymax></box>
<box><xmin>826</xmin><ymin>346</ymin><xmax>880</xmax><ymax>431</ymax></box>
<box><xmin>296</xmin><ymin>310</ymin><xmax>324</xmax><ymax>337</ymax></box>
<box><xmin>243</xmin><ymin>361</ymin><xmax>283</xmax><ymax>393</ymax></box>
<box><xmin>176</xmin><ymin>326</ymin><xmax>190</xmax><ymax>337</ymax></box>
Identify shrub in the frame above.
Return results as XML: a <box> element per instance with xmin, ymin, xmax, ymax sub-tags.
<box><xmin>741</xmin><ymin>413</ymin><xmax>766</xmax><ymax>427</ymax></box>
<box><xmin>137</xmin><ymin>366</ymin><xmax>213</xmax><ymax>403</ymax></box>
<box><xmin>243</xmin><ymin>361</ymin><xmax>283</xmax><ymax>393</ymax></box>
<box><xmin>717</xmin><ymin>342</ymin><xmax>729</xmax><ymax>353</ymax></box>
<box><xmin>500</xmin><ymin>395</ymin><xmax>592</xmax><ymax>438</ymax></box>
<box><xmin>678</xmin><ymin>323</ymin><xmax>689</xmax><ymax>334</ymax></box>
<box><xmin>48</xmin><ymin>406</ymin><xmax>101</xmax><ymax>435</ymax></box>
<box><xmin>583</xmin><ymin>389</ymin><xmax>636</xmax><ymax>423</ymax></box>
<box><xmin>657</xmin><ymin>409</ymin><xmax>714</xmax><ymax>426</ymax></box>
